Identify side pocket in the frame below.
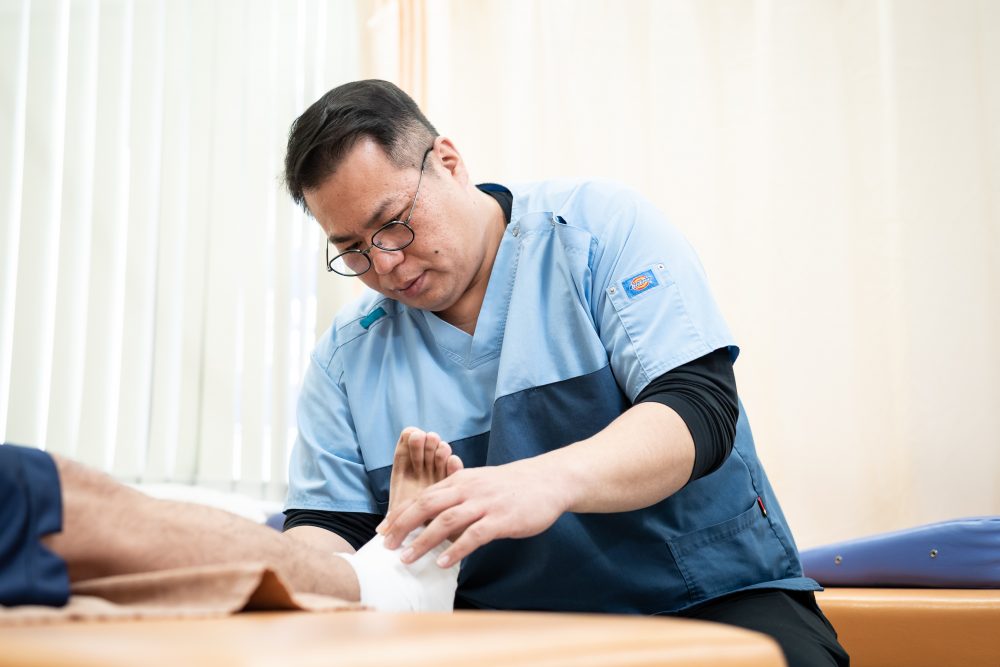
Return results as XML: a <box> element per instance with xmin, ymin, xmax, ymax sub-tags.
<box><xmin>667</xmin><ymin>499</ymin><xmax>791</xmax><ymax>603</ymax></box>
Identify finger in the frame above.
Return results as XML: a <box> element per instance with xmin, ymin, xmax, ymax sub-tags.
<box><xmin>435</xmin><ymin>517</ymin><xmax>498</xmax><ymax>567</ymax></box>
<box><xmin>380</xmin><ymin>498</ymin><xmax>415</xmax><ymax>535</ymax></box>
<box><xmin>399</xmin><ymin>504</ymin><xmax>484</xmax><ymax>564</ymax></box>
<box><xmin>383</xmin><ymin>485</ymin><xmax>463</xmax><ymax>550</ymax></box>
<box><xmin>446</xmin><ymin>453</ymin><xmax>464</xmax><ymax>476</ymax></box>
<box><xmin>407</xmin><ymin>429</ymin><xmax>427</xmax><ymax>471</ymax></box>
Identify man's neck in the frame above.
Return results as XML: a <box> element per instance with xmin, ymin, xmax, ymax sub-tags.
<box><xmin>434</xmin><ymin>190</ymin><xmax>507</xmax><ymax>335</ymax></box>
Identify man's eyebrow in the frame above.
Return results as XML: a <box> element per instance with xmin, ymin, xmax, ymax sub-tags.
<box><xmin>328</xmin><ymin>196</ymin><xmax>402</xmax><ymax>245</ymax></box>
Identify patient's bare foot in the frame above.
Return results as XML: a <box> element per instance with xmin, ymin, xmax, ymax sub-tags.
<box><xmin>382</xmin><ymin>428</ymin><xmax>463</xmax><ymax>526</ymax></box>
<box><xmin>339</xmin><ymin>429</ymin><xmax>463</xmax><ymax>611</ymax></box>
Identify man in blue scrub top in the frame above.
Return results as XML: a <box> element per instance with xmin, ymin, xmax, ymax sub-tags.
<box><xmin>281</xmin><ymin>80</ymin><xmax>848</xmax><ymax>666</ymax></box>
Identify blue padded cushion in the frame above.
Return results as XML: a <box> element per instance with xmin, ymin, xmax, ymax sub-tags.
<box><xmin>801</xmin><ymin>516</ymin><xmax>1000</xmax><ymax>588</ymax></box>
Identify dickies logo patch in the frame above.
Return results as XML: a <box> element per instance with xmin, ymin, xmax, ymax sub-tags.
<box><xmin>622</xmin><ymin>269</ymin><xmax>659</xmax><ymax>298</ymax></box>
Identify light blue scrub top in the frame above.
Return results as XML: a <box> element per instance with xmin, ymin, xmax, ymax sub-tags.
<box><xmin>287</xmin><ymin>179</ymin><xmax>818</xmax><ymax>613</ymax></box>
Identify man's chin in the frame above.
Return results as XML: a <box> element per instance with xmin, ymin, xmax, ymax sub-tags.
<box><xmin>384</xmin><ymin>287</ymin><xmax>453</xmax><ymax>313</ymax></box>
<box><xmin>374</xmin><ymin>273</ymin><xmax>463</xmax><ymax>314</ymax></box>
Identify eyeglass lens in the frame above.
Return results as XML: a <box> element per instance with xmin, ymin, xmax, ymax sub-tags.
<box><xmin>330</xmin><ymin>252</ymin><xmax>370</xmax><ymax>276</ymax></box>
<box><xmin>329</xmin><ymin>221</ymin><xmax>415</xmax><ymax>275</ymax></box>
<box><xmin>371</xmin><ymin>221</ymin><xmax>414</xmax><ymax>251</ymax></box>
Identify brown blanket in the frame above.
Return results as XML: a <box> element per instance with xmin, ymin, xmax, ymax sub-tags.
<box><xmin>0</xmin><ymin>562</ymin><xmax>360</xmax><ymax>625</ymax></box>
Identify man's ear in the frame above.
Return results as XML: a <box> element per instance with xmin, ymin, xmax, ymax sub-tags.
<box><xmin>432</xmin><ymin>136</ymin><xmax>469</xmax><ymax>186</ymax></box>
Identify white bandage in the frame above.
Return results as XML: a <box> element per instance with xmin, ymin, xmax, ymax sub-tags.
<box><xmin>335</xmin><ymin>528</ymin><xmax>459</xmax><ymax>612</ymax></box>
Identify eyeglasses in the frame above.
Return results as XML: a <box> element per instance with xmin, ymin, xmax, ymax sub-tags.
<box><xmin>326</xmin><ymin>146</ymin><xmax>433</xmax><ymax>277</ymax></box>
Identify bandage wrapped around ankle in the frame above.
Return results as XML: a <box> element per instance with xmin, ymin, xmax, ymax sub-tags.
<box><xmin>334</xmin><ymin>528</ymin><xmax>459</xmax><ymax>612</ymax></box>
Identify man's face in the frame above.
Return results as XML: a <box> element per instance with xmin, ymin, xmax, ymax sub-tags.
<box><xmin>304</xmin><ymin>137</ymin><xmax>486</xmax><ymax>315</ymax></box>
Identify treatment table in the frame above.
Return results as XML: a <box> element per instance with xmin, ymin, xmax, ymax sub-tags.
<box><xmin>0</xmin><ymin>609</ymin><xmax>786</xmax><ymax>666</ymax></box>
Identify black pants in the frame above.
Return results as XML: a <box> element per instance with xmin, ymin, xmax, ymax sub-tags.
<box><xmin>676</xmin><ymin>589</ymin><xmax>850</xmax><ymax>667</ymax></box>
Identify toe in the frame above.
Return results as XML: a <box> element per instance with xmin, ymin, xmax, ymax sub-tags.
<box><xmin>423</xmin><ymin>432</ymin><xmax>441</xmax><ymax>477</ymax></box>
<box><xmin>394</xmin><ymin>427</ymin><xmax>419</xmax><ymax>466</ymax></box>
<box><xmin>433</xmin><ymin>441</ymin><xmax>451</xmax><ymax>480</ymax></box>
<box><xmin>407</xmin><ymin>429</ymin><xmax>427</xmax><ymax>470</ymax></box>
<box><xmin>445</xmin><ymin>454</ymin><xmax>464</xmax><ymax>476</ymax></box>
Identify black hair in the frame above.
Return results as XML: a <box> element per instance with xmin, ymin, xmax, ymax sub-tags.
<box><xmin>284</xmin><ymin>79</ymin><xmax>438</xmax><ymax>210</ymax></box>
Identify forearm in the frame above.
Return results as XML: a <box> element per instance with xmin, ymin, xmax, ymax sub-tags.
<box><xmin>539</xmin><ymin>402</ymin><xmax>695</xmax><ymax>514</ymax></box>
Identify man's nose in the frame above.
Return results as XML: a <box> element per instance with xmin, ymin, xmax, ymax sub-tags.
<box><xmin>370</xmin><ymin>247</ymin><xmax>404</xmax><ymax>275</ymax></box>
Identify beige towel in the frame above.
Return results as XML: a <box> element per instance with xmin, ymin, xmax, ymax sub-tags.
<box><xmin>0</xmin><ymin>562</ymin><xmax>360</xmax><ymax>625</ymax></box>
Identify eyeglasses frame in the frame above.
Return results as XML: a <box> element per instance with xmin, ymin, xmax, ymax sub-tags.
<box><xmin>325</xmin><ymin>146</ymin><xmax>434</xmax><ymax>277</ymax></box>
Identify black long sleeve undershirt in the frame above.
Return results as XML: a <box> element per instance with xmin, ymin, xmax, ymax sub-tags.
<box><xmin>283</xmin><ymin>508</ymin><xmax>382</xmax><ymax>551</ymax></box>
<box><xmin>283</xmin><ymin>347</ymin><xmax>739</xmax><ymax>546</ymax></box>
<box><xmin>632</xmin><ymin>347</ymin><xmax>739</xmax><ymax>482</ymax></box>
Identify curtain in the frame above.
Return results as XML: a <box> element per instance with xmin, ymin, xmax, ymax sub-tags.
<box><xmin>0</xmin><ymin>0</ymin><xmax>361</xmax><ymax>500</ymax></box>
<box><xmin>413</xmin><ymin>0</ymin><xmax>1000</xmax><ymax>548</ymax></box>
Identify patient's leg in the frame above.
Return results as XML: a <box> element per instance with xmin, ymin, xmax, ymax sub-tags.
<box><xmin>43</xmin><ymin>455</ymin><xmax>362</xmax><ymax>600</ymax></box>
<box><xmin>42</xmin><ymin>428</ymin><xmax>462</xmax><ymax>606</ymax></box>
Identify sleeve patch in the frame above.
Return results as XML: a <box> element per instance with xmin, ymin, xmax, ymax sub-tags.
<box><xmin>622</xmin><ymin>268</ymin><xmax>660</xmax><ymax>298</ymax></box>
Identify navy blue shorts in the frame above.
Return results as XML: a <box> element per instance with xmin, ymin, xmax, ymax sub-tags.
<box><xmin>0</xmin><ymin>444</ymin><xmax>70</xmax><ymax>607</ymax></box>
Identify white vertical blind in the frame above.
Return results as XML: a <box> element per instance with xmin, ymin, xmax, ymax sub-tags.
<box><xmin>0</xmin><ymin>0</ymin><xmax>361</xmax><ymax>500</ymax></box>
<box><xmin>0</xmin><ymin>0</ymin><xmax>31</xmax><ymax>447</ymax></box>
<box><xmin>76</xmin><ymin>0</ymin><xmax>132</xmax><ymax>471</ymax></box>
<box><xmin>45</xmin><ymin>0</ymin><xmax>100</xmax><ymax>466</ymax></box>
<box><xmin>6</xmin><ymin>0</ymin><xmax>72</xmax><ymax>456</ymax></box>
